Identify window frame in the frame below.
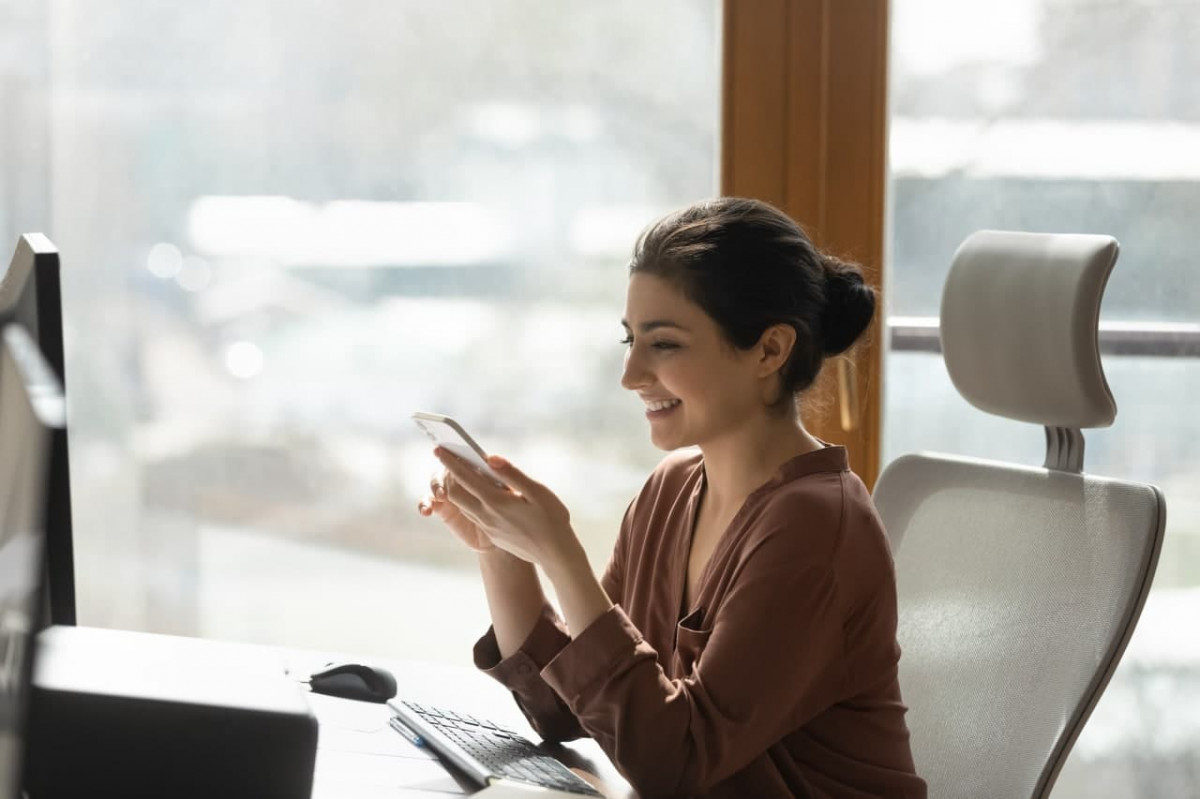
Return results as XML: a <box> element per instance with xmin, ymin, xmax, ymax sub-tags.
<box><xmin>721</xmin><ymin>0</ymin><xmax>890</xmax><ymax>487</ymax></box>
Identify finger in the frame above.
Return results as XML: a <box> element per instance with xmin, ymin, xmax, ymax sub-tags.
<box><xmin>418</xmin><ymin>491</ymin><xmax>444</xmax><ymax>517</ymax></box>
<box><xmin>448</xmin><ymin>499</ymin><xmax>487</xmax><ymax>533</ymax></box>
<box><xmin>429</xmin><ymin>469</ymin><xmax>447</xmax><ymax>500</ymax></box>
<box><xmin>435</xmin><ymin>447</ymin><xmax>507</xmax><ymax>503</ymax></box>
<box><xmin>444</xmin><ymin>473</ymin><xmax>486</xmax><ymax>517</ymax></box>
<box><xmin>484</xmin><ymin>454</ymin><xmax>540</xmax><ymax>498</ymax></box>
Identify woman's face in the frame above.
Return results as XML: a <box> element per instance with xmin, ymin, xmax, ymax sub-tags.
<box><xmin>621</xmin><ymin>272</ymin><xmax>764</xmax><ymax>451</ymax></box>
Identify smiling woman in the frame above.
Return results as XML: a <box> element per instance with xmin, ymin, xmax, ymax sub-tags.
<box><xmin>622</xmin><ymin>198</ymin><xmax>877</xmax><ymax>446</ymax></box>
<box><xmin>420</xmin><ymin>198</ymin><xmax>926</xmax><ymax>798</ymax></box>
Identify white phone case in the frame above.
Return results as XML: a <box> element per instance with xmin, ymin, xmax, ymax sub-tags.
<box><xmin>411</xmin><ymin>412</ymin><xmax>507</xmax><ymax>485</ymax></box>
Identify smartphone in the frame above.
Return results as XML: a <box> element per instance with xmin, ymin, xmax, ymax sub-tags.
<box><xmin>411</xmin><ymin>411</ymin><xmax>507</xmax><ymax>487</ymax></box>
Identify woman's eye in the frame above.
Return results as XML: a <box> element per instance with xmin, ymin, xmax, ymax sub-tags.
<box><xmin>620</xmin><ymin>335</ymin><xmax>680</xmax><ymax>351</ymax></box>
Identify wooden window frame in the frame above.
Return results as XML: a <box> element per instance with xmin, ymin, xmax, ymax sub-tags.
<box><xmin>721</xmin><ymin>0</ymin><xmax>889</xmax><ymax>488</ymax></box>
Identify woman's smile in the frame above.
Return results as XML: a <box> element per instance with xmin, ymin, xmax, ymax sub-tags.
<box><xmin>643</xmin><ymin>397</ymin><xmax>682</xmax><ymax>419</ymax></box>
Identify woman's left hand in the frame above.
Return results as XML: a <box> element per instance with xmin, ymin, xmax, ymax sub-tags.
<box><xmin>433</xmin><ymin>447</ymin><xmax>581</xmax><ymax>570</ymax></box>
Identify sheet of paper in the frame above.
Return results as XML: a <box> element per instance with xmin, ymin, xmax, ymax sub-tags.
<box><xmin>307</xmin><ymin>692</ymin><xmax>394</xmax><ymax>732</ymax></box>
<box><xmin>313</xmin><ymin>749</ymin><xmax>468</xmax><ymax>793</ymax></box>
<box><xmin>319</xmin><ymin>723</ymin><xmax>437</xmax><ymax>759</ymax></box>
<box><xmin>307</xmin><ymin>692</ymin><xmax>437</xmax><ymax>760</ymax></box>
<box><xmin>311</xmin><ymin>780</ymin><xmax>467</xmax><ymax>799</ymax></box>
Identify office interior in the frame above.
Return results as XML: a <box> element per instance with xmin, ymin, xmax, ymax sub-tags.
<box><xmin>1</xmin><ymin>1</ymin><xmax>1197</xmax><ymax>797</ymax></box>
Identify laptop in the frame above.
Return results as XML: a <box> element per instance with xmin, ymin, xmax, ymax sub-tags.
<box><xmin>0</xmin><ymin>323</ymin><xmax>63</xmax><ymax>798</ymax></box>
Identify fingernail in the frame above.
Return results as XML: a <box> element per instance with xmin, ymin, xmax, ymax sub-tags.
<box><xmin>487</xmin><ymin>454</ymin><xmax>508</xmax><ymax>468</ymax></box>
<box><xmin>435</xmin><ymin>486</ymin><xmax>445</xmax><ymax>499</ymax></box>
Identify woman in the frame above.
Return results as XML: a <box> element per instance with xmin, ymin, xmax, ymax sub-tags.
<box><xmin>418</xmin><ymin>197</ymin><xmax>926</xmax><ymax>798</ymax></box>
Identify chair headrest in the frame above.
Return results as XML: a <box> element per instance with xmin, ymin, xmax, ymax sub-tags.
<box><xmin>940</xmin><ymin>230</ymin><xmax>1118</xmax><ymax>429</ymax></box>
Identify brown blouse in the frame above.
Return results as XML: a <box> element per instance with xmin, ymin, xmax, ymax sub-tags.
<box><xmin>474</xmin><ymin>445</ymin><xmax>927</xmax><ymax>799</ymax></box>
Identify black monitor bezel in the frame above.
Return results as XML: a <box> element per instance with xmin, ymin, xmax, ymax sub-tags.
<box><xmin>0</xmin><ymin>235</ymin><xmax>75</xmax><ymax>626</ymax></box>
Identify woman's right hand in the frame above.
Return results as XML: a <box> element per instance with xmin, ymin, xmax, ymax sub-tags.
<box><xmin>417</xmin><ymin>470</ymin><xmax>495</xmax><ymax>552</ymax></box>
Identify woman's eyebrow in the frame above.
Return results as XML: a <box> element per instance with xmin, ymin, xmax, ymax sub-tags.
<box><xmin>620</xmin><ymin>319</ymin><xmax>690</xmax><ymax>333</ymax></box>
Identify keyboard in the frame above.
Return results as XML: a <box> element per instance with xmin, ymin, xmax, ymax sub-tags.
<box><xmin>389</xmin><ymin>699</ymin><xmax>603</xmax><ymax>796</ymax></box>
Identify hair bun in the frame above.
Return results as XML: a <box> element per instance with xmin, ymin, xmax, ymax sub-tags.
<box><xmin>819</xmin><ymin>254</ymin><xmax>876</xmax><ymax>355</ymax></box>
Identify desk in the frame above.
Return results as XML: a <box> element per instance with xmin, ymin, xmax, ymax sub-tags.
<box><xmin>283</xmin><ymin>646</ymin><xmax>636</xmax><ymax>799</ymax></box>
<box><xmin>31</xmin><ymin>627</ymin><xmax>634</xmax><ymax>799</ymax></box>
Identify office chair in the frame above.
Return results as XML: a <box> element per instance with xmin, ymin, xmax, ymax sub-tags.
<box><xmin>873</xmin><ymin>231</ymin><xmax>1166</xmax><ymax>799</ymax></box>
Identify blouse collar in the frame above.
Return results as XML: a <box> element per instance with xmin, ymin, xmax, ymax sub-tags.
<box><xmin>693</xmin><ymin>441</ymin><xmax>850</xmax><ymax>500</ymax></box>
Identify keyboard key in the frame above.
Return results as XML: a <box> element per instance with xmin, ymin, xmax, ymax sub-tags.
<box><xmin>391</xmin><ymin>701</ymin><xmax>603</xmax><ymax>797</ymax></box>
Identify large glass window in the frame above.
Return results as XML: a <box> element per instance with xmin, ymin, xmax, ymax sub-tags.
<box><xmin>888</xmin><ymin>1</ymin><xmax>1200</xmax><ymax>794</ymax></box>
<box><xmin>0</xmin><ymin>0</ymin><xmax>719</xmax><ymax>663</ymax></box>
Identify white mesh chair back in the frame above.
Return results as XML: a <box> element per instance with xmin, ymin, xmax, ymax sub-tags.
<box><xmin>875</xmin><ymin>456</ymin><xmax>1164</xmax><ymax>798</ymax></box>
<box><xmin>874</xmin><ymin>231</ymin><xmax>1166</xmax><ymax>799</ymax></box>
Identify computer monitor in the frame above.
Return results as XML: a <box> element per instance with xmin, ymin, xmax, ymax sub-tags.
<box><xmin>0</xmin><ymin>324</ymin><xmax>63</xmax><ymax>797</ymax></box>
<box><xmin>0</xmin><ymin>235</ymin><xmax>74</xmax><ymax>625</ymax></box>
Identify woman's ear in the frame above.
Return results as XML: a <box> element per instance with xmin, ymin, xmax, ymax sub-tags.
<box><xmin>755</xmin><ymin>323</ymin><xmax>797</xmax><ymax>379</ymax></box>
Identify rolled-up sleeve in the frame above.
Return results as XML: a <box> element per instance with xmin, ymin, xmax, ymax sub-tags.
<box><xmin>540</xmin><ymin>541</ymin><xmax>845</xmax><ymax>798</ymax></box>
<box><xmin>473</xmin><ymin>501</ymin><xmax>632</xmax><ymax>742</ymax></box>
<box><xmin>473</xmin><ymin>601</ymin><xmax>588</xmax><ymax>741</ymax></box>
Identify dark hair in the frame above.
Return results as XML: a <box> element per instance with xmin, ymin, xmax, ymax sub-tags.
<box><xmin>629</xmin><ymin>197</ymin><xmax>875</xmax><ymax>409</ymax></box>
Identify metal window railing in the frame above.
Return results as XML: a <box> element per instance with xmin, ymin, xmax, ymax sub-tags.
<box><xmin>888</xmin><ymin>316</ymin><xmax>1200</xmax><ymax>358</ymax></box>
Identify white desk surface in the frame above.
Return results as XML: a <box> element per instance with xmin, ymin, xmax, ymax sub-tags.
<box><xmin>282</xmin><ymin>646</ymin><xmax>636</xmax><ymax>799</ymax></box>
<box><xmin>39</xmin><ymin>626</ymin><xmax>635</xmax><ymax>798</ymax></box>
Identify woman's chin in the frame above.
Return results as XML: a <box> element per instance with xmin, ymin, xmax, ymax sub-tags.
<box><xmin>649</xmin><ymin>427</ymin><xmax>694</xmax><ymax>452</ymax></box>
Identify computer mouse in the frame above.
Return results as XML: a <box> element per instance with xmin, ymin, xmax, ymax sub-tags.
<box><xmin>307</xmin><ymin>662</ymin><xmax>398</xmax><ymax>703</ymax></box>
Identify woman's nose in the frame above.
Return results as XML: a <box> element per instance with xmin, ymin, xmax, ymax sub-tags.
<box><xmin>620</xmin><ymin>349</ymin><xmax>649</xmax><ymax>391</ymax></box>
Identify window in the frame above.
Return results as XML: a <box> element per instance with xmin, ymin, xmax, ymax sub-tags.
<box><xmin>888</xmin><ymin>1</ymin><xmax>1200</xmax><ymax>794</ymax></box>
<box><xmin>0</xmin><ymin>0</ymin><xmax>719</xmax><ymax>662</ymax></box>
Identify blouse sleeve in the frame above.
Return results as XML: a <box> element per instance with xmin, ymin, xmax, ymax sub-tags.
<box><xmin>539</xmin><ymin>528</ymin><xmax>846</xmax><ymax>797</ymax></box>
<box><xmin>472</xmin><ymin>499</ymin><xmax>633</xmax><ymax>742</ymax></box>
